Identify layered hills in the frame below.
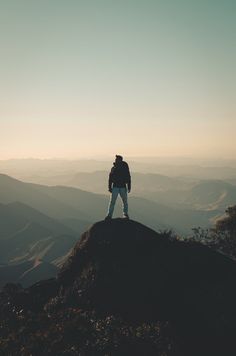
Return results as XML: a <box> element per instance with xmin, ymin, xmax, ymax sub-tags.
<box><xmin>0</xmin><ymin>172</ymin><xmax>232</xmax><ymax>288</ymax></box>
<box><xmin>0</xmin><ymin>201</ymin><xmax>88</xmax><ymax>287</ymax></box>
<box><xmin>0</xmin><ymin>173</ymin><xmax>218</xmax><ymax>234</ymax></box>
<box><xmin>18</xmin><ymin>170</ymin><xmax>236</xmax><ymax>211</ymax></box>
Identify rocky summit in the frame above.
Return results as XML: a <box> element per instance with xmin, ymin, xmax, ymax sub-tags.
<box><xmin>58</xmin><ymin>219</ymin><xmax>236</xmax><ymax>321</ymax></box>
<box><xmin>1</xmin><ymin>218</ymin><xmax>236</xmax><ymax>355</ymax></box>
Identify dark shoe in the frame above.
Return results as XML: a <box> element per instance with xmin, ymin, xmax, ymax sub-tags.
<box><xmin>123</xmin><ymin>214</ymin><xmax>129</xmax><ymax>219</ymax></box>
<box><xmin>105</xmin><ymin>215</ymin><xmax>112</xmax><ymax>221</ymax></box>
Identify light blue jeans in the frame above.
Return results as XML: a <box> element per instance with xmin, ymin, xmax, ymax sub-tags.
<box><xmin>107</xmin><ymin>187</ymin><xmax>128</xmax><ymax>217</ymax></box>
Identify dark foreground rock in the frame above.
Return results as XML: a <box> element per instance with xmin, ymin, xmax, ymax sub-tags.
<box><xmin>1</xmin><ymin>218</ymin><xmax>236</xmax><ymax>355</ymax></box>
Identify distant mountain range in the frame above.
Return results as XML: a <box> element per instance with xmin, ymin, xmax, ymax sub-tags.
<box><xmin>18</xmin><ymin>171</ymin><xmax>236</xmax><ymax>213</ymax></box>
<box><xmin>0</xmin><ymin>172</ymin><xmax>234</xmax><ymax>288</ymax></box>
<box><xmin>0</xmin><ymin>173</ymin><xmax>218</xmax><ymax>234</ymax></box>
<box><xmin>0</xmin><ymin>198</ymin><xmax>90</xmax><ymax>288</ymax></box>
<box><xmin>1</xmin><ymin>157</ymin><xmax>236</xmax><ymax>179</ymax></box>
<box><xmin>141</xmin><ymin>179</ymin><xmax>236</xmax><ymax>212</ymax></box>
<box><xmin>25</xmin><ymin>171</ymin><xmax>192</xmax><ymax>194</ymax></box>
<box><xmin>0</xmin><ymin>201</ymin><xmax>76</xmax><ymax>239</ymax></box>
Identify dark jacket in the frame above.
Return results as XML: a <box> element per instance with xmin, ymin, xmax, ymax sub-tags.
<box><xmin>108</xmin><ymin>161</ymin><xmax>131</xmax><ymax>190</ymax></box>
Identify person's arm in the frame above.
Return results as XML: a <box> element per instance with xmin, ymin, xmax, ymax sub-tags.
<box><xmin>127</xmin><ymin>165</ymin><xmax>131</xmax><ymax>192</ymax></box>
<box><xmin>108</xmin><ymin>168</ymin><xmax>114</xmax><ymax>192</ymax></box>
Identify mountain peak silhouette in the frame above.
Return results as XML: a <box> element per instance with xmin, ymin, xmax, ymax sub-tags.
<box><xmin>2</xmin><ymin>218</ymin><xmax>236</xmax><ymax>354</ymax></box>
<box><xmin>56</xmin><ymin>218</ymin><xmax>236</xmax><ymax>322</ymax></box>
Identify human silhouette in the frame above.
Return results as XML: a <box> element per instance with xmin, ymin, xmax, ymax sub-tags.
<box><xmin>105</xmin><ymin>155</ymin><xmax>131</xmax><ymax>220</ymax></box>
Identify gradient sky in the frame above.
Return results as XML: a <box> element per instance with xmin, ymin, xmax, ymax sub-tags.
<box><xmin>0</xmin><ymin>0</ymin><xmax>235</xmax><ymax>159</ymax></box>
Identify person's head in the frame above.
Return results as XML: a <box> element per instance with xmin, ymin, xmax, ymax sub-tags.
<box><xmin>115</xmin><ymin>155</ymin><xmax>123</xmax><ymax>163</ymax></box>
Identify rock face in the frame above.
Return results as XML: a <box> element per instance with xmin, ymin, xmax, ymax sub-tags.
<box><xmin>2</xmin><ymin>218</ymin><xmax>236</xmax><ymax>355</ymax></box>
<box><xmin>58</xmin><ymin>219</ymin><xmax>236</xmax><ymax>325</ymax></box>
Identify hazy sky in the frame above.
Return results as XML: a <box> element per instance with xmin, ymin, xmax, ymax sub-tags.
<box><xmin>0</xmin><ymin>0</ymin><xmax>235</xmax><ymax>159</ymax></box>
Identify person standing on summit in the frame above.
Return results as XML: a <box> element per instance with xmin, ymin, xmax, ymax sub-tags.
<box><xmin>105</xmin><ymin>155</ymin><xmax>131</xmax><ymax>220</ymax></box>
